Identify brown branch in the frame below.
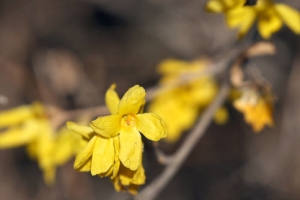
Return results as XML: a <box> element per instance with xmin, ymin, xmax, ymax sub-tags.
<box><xmin>134</xmin><ymin>81</ymin><xmax>231</xmax><ymax>200</ymax></box>
<box><xmin>145</xmin><ymin>35</ymin><xmax>254</xmax><ymax>102</ymax></box>
<box><xmin>152</xmin><ymin>142</ymin><xmax>174</xmax><ymax>165</ymax></box>
<box><xmin>47</xmin><ymin>105</ymin><xmax>108</xmax><ymax>130</ymax></box>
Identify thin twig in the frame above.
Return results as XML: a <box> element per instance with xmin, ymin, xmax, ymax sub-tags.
<box><xmin>134</xmin><ymin>81</ymin><xmax>230</xmax><ymax>200</ymax></box>
<box><xmin>152</xmin><ymin>142</ymin><xmax>174</xmax><ymax>165</ymax></box>
<box><xmin>47</xmin><ymin>105</ymin><xmax>108</xmax><ymax>130</ymax></box>
<box><xmin>145</xmin><ymin>36</ymin><xmax>253</xmax><ymax>102</ymax></box>
<box><xmin>146</xmin><ymin>65</ymin><xmax>224</xmax><ymax>101</ymax></box>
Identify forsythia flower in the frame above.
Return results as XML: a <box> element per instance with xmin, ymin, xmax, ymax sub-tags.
<box><xmin>68</xmin><ymin>121</ymin><xmax>118</xmax><ymax>176</ymax></box>
<box><xmin>68</xmin><ymin>84</ymin><xmax>166</xmax><ymax>194</ymax></box>
<box><xmin>205</xmin><ymin>0</ymin><xmax>300</xmax><ymax>39</ymax></box>
<box><xmin>90</xmin><ymin>84</ymin><xmax>167</xmax><ymax>171</ymax></box>
<box><xmin>148</xmin><ymin>58</ymin><xmax>228</xmax><ymax>142</ymax></box>
<box><xmin>0</xmin><ymin>102</ymin><xmax>84</xmax><ymax>184</ymax></box>
<box><xmin>68</xmin><ymin>122</ymin><xmax>146</xmax><ymax>194</ymax></box>
<box><xmin>233</xmin><ymin>88</ymin><xmax>274</xmax><ymax>132</ymax></box>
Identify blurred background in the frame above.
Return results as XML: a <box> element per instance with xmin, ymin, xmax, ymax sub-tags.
<box><xmin>0</xmin><ymin>0</ymin><xmax>300</xmax><ymax>199</ymax></box>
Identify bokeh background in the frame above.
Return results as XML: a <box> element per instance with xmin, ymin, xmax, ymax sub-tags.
<box><xmin>0</xmin><ymin>0</ymin><xmax>300</xmax><ymax>199</ymax></box>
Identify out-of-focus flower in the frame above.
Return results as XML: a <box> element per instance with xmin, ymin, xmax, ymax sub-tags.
<box><xmin>205</xmin><ymin>0</ymin><xmax>300</xmax><ymax>39</ymax></box>
<box><xmin>0</xmin><ymin>102</ymin><xmax>84</xmax><ymax>185</ymax></box>
<box><xmin>148</xmin><ymin>58</ymin><xmax>227</xmax><ymax>142</ymax></box>
<box><xmin>68</xmin><ymin>84</ymin><xmax>166</xmax><ymax>194</ymax></box>
<box><xmin>90</xmin><ymin>84</ymin><xmax>167</xmax><ymax>171</ymax></box>
<box><xmin>214</xmin><ymin>106</ymin><xmax>229</xmax><ymax>124</ymax></box>
<box><xmin>233</xmin><ymin>88</ymin><xmax>274</xmax><ymax>132</ymax></box>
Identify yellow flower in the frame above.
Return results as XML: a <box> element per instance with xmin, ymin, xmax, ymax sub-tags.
<box><xmin>112</xmin><ymin>163</ymin><xmax>146</xmax><ymax>195</ymax></box>
<box><xmin>148</xmin><ymin>89</ymin><xmax>199</xmax><ymax>142</ymax></box>
<box><xmin>0</xmin><ymin>102</ymin><xmax>46</xmax><ymax>147</ymax></box>
<box><xmin>68</xmin><ymin>85</ymin><xmax>166</xmax><ymax>193</ymax></box>
<box><xmin>0</xmin><ymin>102</ymin><xmax>84</xmax><ymax>185</ymax></box>
<box><xmin>68</xmin><ymin>121</ymin><xmax>145</xmax><ymax>194</ymax></box>
<box><xmin>90</xmin><ymin>84</ymin><xmax>167</xmax><ymax>171</ymax></box>
<box><xmin>206</xmin><ymin>0</ymin><xmax>300</xmax><ymax>39</ymax></box>
<box><xmin>50</xmin><ymin>126</ymin><xmax>87</xmax><ymax>168</ymax></box>
<box><xmin>27</xmin><ymin>125</ymin><xmax>85</xmax><ymax>184</ymax></box>
<box><xmin>0</xmin><ymin>102</ymin><xmax>55</xmax><ymax>184</ymax></box>
<box><xmin>67</xmin><ymin>122</ymin><xmax>119</xmax><ymax>177</ymax></box>
<box><xmin>148</xmin><ymin>58</ymin><xmax>225</xmax><ymax>142</ymax></box>
<box><xmin>233</xmin><ymin>88</ymin><xmax>274</xmax><ymax>132</ymax></box>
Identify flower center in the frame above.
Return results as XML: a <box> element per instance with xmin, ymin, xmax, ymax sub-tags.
<box><xmin>121</xmin><ymin>114</ymin><xmax>136</xmax><ymax>127</ymax></box>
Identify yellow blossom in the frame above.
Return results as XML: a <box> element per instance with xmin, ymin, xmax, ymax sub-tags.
<box><xmin>0</xmin><ymin>102</ymin><xmax>84</xmax><ymax>185</ymax></box>
<box><xmin>148</xmin><ymin>58</ymin><xmax>226</xmax><ymax>142</ymax></box>
<box><xmin>67</xmin><ymin>122</ymin><xmax>118</xmax><ymax>176</ymax></box>
<box><xmin>148</xmin><ymin>89</ymin><xmax>199</xmax><ymax>142</ymax></box>
<box><xmin>68</xmin><ymin>85</ymin><xmax>166</xmax><ymax>194</ymax></box>
<box><xmin>0</xmin><ymin>102</ymin><xmax>55</xmax><ymax>184</ymax></box>
<box><xmin>233</xmin><ymin>88</ymin><xmax>274</xmax><ymax>132</ymax></box>
<box><xmin>205</xmin><ymin>0</ymin><xmax>300</xmax><ymax>39</ymax></box>
<box><xmin>112</xmin><ymin>163</ymin><xmax>146</xmax><ymax>194</ymax></box>
<box><xmin>50</xmin><ymin>126</ymin><xmax>87</xmax><ymax>167</ymax></box>
<box><xmin>90</xmin><ymin>84</ymin><xmax>167</xmax><ymax>171</ymax></box>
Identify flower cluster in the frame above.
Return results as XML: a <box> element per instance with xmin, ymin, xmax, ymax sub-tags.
<box><xmin>68</xmin><ymin>84</ymin><xmax>167</xmax><ymax>194</ymax></box>
<box><xmin>206</xmin><ymin>0</ymin><xmax>300</xmax><ymax>39</ymax></box>
<box><xmin>0</xmin><ymin>102</ymin><xmax>84</xmax><ymax>184</ymax></box>
<box><xmin>148</xmin><ymin>58</ymin><xmax>228</xmax><ymax>142</ymax></box>
<box><xmin>233</xmin><ymin>87</ymin><xmax>274</xmax><ymax>132</ymax></box>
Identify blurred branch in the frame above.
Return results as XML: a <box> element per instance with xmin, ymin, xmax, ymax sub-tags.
<box><xmin>145</xmin><ymin>35</ymin><xmax>254</xmax><ymax>101</ymax></box>
<box><xmin>134</xmin><ymin>81</ymin><xmax>230</xmax><ymax>200</ymax></box>
<box><xmin>152</xmin><ymin>142</ymin><xmax>173</xmax><ymax>165</ymax></box>
<box><xmin>0</xmin><ymin>95</ymin><xmax>8</xmax><ymax>105</ymax></box>
<box><xmin>47</xmin><ymin>105</ymin><xmax>108</xmax><ymax>130</ymax></box>
<box><xmin>146</xmin><ymin>65</ymin><xmax>224</xmax><ymax>101</ymax></box>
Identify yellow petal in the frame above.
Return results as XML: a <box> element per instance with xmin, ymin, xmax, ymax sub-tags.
<box><xmin>213</xmin><ymin>107</ymin><xmax>229</xmax><ymax>124</ymax></box>
<box><xmin>258</xmin><ymin>10</ymin><xmax>282</xmax><ymax>39</ymax></box>
<box><xmin>98</xmin><ymin>163</ymin><xmax>114</xmax><ymax>177</ymax></box>
<box><xmin>226</xmin><ymin>8</ymin><xmax>256</xmax><ymax>38</ymax></box>
<box><xmin>112</xmin><ymin>176</ymin><xmax>122</xmax><ymax>192</ymax></box>
<box><xmin>0</xmin><ymin>105</ymin><xmax>34</xmax><ymax>127</ymax></box>
<box><xmin>77</xmin><ymin>158</ymin><xmax>92</xmax><ymax>172</ymax></box>
<box><xmin>205</xmin><ymin>0</ymin><xmax>225</xmax><ymax>13</ymax></box>
<box><xmin>110</xmin><ymin>160</ymin><xmax>121</xmax><ymax>179</ymax></box>
<box><xmin>275</xmin><ymin>4</ymin><xmax>300</xmax><ymax>34</ymax></box>
<box><xmin>128</xmin><ymin>184</ymin><xmax>140</xmax><ymax>195</ymax></box>
<box><xmin>135</xmin><ymin>113</ymin><xmax>167</xmax><ymax>141</ymax></box>
<box><xmin>52</xmin><ymin>127</ymin><xmax>86</xmax><ymax>165</ymax></box>
<box><xmin>157</xmin><ymin>59</ymin><xmax>191</xmax><ymax>75</ymax></box>
<box><xmin>32</xmin><ymin>102</ymin><xmax>45</xmax><ymax>117</ymax></box>
<box><xmin>44</xmin><ymin>166</ymin><xmax>56</xmax><ymax>185</ymax></box>
<box><xmin>105</xmin><ymin>84</ymin><xmax>120</xmax><ymax>115</ymax></box>
<box><xmin>131</xmin><ymin>164</ymin><xmax>146</xmax><ymax>185</ymax></box>
<box><xmin>91</xmin><ymin>136</ymin><xmax>114</xmax><ymax>175</ymax></box>
<box><xmin>119</xmin><ymin>128</ymin><xmax>142</xmax><ymax>170</ymax></box>
<box><xmin>0</xmin><ymin>120</ymin><xmax>39</xmax><ymax>148</ymax></box>
<box><xmin>74</xmin><ymin>136</ymin><xmax>97</xmax><ymax>170</ymax></box>
<box><xmin>119</xmin><ymin>165</ymin><xmax>135</xmax><ymax>186</ymax></box>
<box><xmin>118</xmin><ymin>85</ymin><xmax>146</xmax><ymax>116</ymax></box>
<box><xmin>90</xmin><ymin>115</ymin><xmax>121</xmax><ymax>138</ymax></box>
<box><xmin>67</xmin><ymin>121</ymin><xmax>94</xmax><ymax>140</ymax></box>
<box><xmin>237</xmin><ymin>12</ymin><xmax>256</xmax><ymax>38</ymax></box>
<box><xmin>111</xmin><ymin>136</ymin><xmax>120</xmax><ymax>179</ymax></box>
<box><xmin>206</xmin><ymin>0</ymin><xmax>246</xmax><ymax>13</ymax></box>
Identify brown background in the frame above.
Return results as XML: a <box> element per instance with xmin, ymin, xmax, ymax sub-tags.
<box><xmin>0</xmin><ymin>0</ymin><xmax>299</xmax><ymax>199</ymax></box>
